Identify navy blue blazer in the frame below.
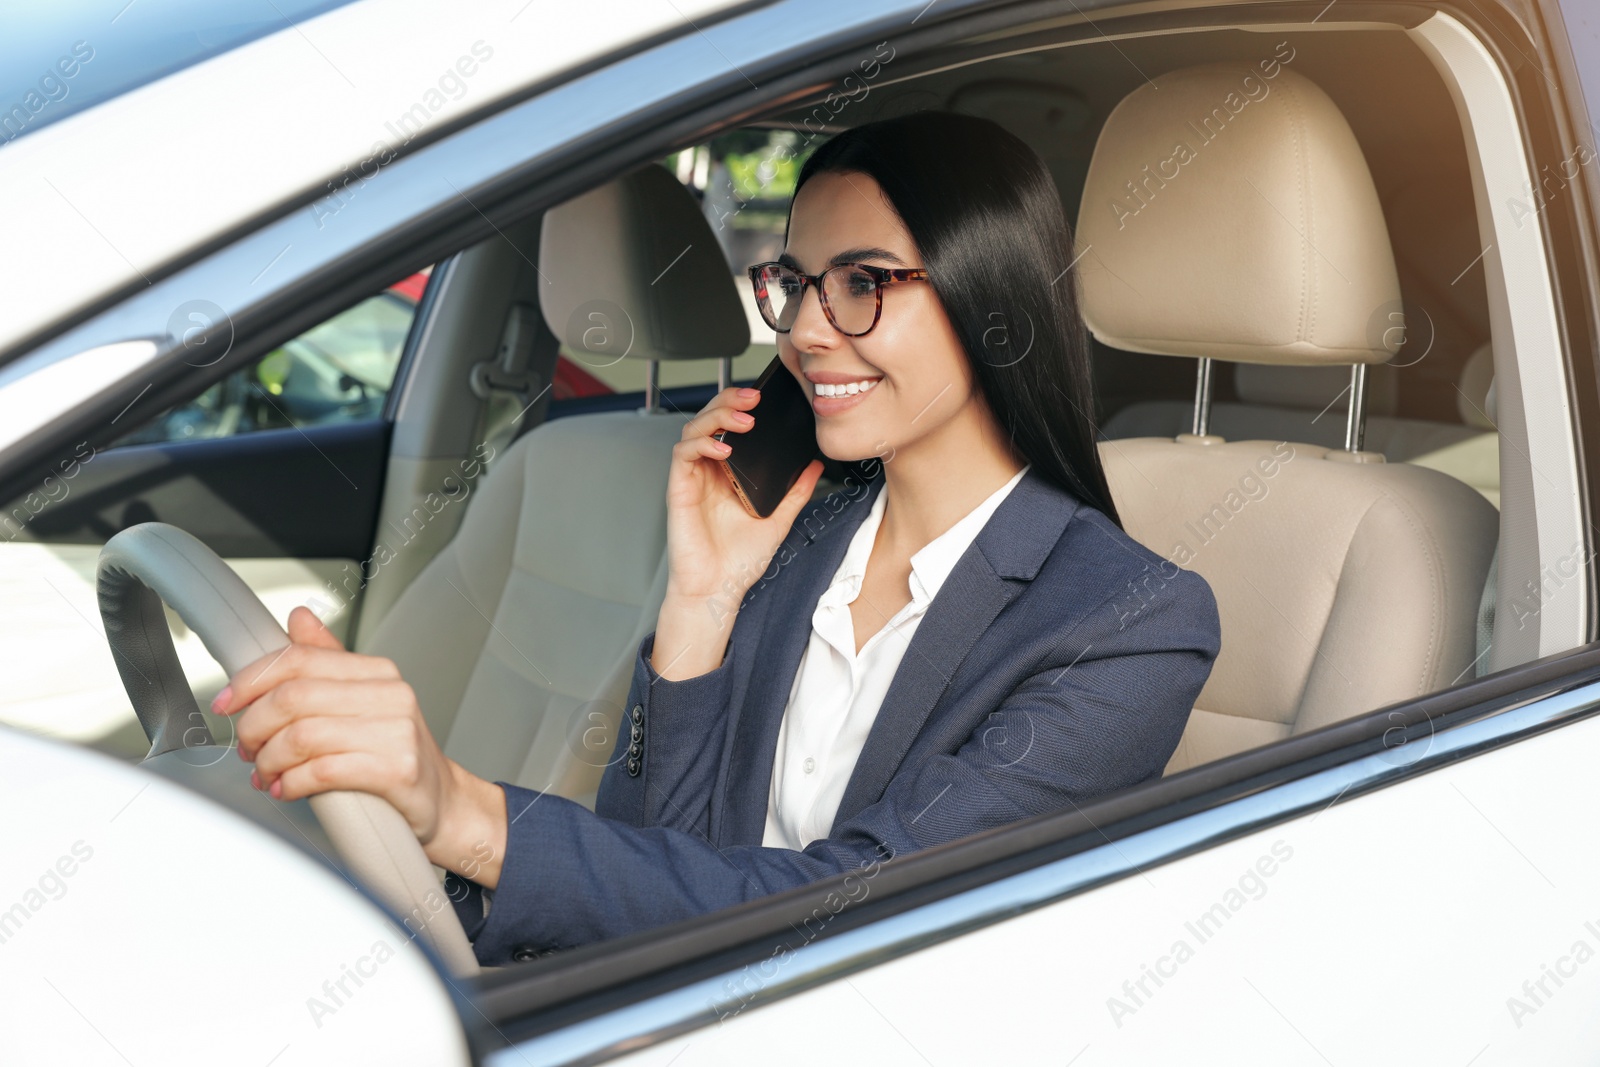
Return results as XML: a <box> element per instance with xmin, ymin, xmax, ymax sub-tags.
<box><xmin>448</xmin><ymin>464</ymin><xmax>1221</xmax><ymax>965</ymax></box>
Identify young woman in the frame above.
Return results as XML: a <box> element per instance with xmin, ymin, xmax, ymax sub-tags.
<box><xmin>214</xmin><ymin>111</ymin><xmax>1221</xmax><ymax>964</ymax></box>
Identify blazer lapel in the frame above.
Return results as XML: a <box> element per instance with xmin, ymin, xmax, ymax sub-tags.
<box><xmin>717</xmin><ymin>470</ymin><xmax>888</xmax><ymax>846</ymax></box>
<box><xmin>829</xmin><ymin>467</ymin><xmax>1081</xmax><ymax>829</ymax></box>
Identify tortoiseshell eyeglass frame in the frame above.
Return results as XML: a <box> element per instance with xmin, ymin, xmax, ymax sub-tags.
<box><xmin>746</xmin><ymin>261</ymin><xmax>931</xmax><ymax>338</ymax></box>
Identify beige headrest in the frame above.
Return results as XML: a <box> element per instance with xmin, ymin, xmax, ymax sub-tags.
<box><xmin>1456</xmin><ymin>343</ymin><xmax>1496</xmax><ymax>429</ymax></box>
<box><xmin>1077</xmin><ymin>63</ymin><xmax>1402</xmax><ymax>366</ymax></box>
<box><xmin>538</xmin><ymin>163</ymin><xmax>750</xmax><ymax>362</ymax></box>
<box><xmin>1234</xmin><ymin>362</ymin><xmax>1398</xmax><ymax>416</ymax></box>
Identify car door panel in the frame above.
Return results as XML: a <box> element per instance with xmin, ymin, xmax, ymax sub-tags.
<box><xmin>0</xmin><ymin>420</ymin><xmax>389</xmax><ymax>757</ymax></box>
<box><xmin>21</xmin><ymin>419</ymin><xmax>389</xmax><ymax>557</ymax></box>
<box><xmin>606</xmin><ymin>703</ymin><xmax>1600</xmax><ymax>1066</ymax></box>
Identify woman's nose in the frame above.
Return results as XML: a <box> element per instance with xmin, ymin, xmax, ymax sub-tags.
<box><xmin>786</xmin><ymin>282</ymin><xmax>839</xmax><ymax>351</ymax></box>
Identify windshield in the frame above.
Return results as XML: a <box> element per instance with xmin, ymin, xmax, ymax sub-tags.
<box><xmin>0</xmin><ymin>0</ymin><xmax>360</xmax><ymax>147</ymax></box>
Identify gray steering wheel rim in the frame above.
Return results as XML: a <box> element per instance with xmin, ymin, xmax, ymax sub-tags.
<box><xmin>96</xmin><ymin>521</ymin><xmax>478</xmax><ymax>975</ymax></box>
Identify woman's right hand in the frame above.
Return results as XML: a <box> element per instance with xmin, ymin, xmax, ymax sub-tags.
<box><xmin>664</xmin><ymin>385</ymin><xmax>824</xmax><ymax>609</ymax></box>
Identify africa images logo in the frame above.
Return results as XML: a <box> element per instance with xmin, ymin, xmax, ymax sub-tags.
<box><xmin>1</xmin><ymin>40</ymin><xmax>95</xmax><ymax>146</ymax></box>
<box><xmin>1107</xmin><ymin>41</ymin><xmax>1297</xmax><ymax>231</ymax></box>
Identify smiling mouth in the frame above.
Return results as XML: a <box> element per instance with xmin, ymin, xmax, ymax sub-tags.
<box><xmin>810</xmin><ymin>378</ymin><xmax>882</xmax><ymax>398</ymax></box>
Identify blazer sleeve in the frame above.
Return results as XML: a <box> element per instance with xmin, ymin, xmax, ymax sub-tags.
<box><xmin>450</xmin><ymin>567</ymin><xmax>1220</xmax><ymax>965</ymax></box>
<box><xmin>590</xmin><ymin>627</ymin><xmax>742</xmax><ymax>838</ymax></box>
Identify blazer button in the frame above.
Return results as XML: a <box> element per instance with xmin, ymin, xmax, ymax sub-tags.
<box><xmin>630</xmin><ymin>722</ymin><xmax>644</xmax><ymax>744</ymax></box>
<box><xmin>631</xmin><ymin>704</ymin><xmax>643</xmax><ymax>725</ymax></box>
<box><xmin>628</xmin><ymin>740</ymin><xmax>643</xmax><ymax>759</ymax></box>
<box><xmin>511</xmin><ymin>945</ymin><xmax>540</xmax><ymax>963</ymax></box>
<box><xmin>627</xmin><ymin>757</ymin><xmax>641</xmax><ymax>777</ymax></box>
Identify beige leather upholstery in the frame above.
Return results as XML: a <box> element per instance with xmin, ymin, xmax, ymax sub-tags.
<box><xmin>1408</xmin><ymin>343</ymin><xmax>1499</xmax><ymax>507</ymax></box>
<box><xmin>1100</xmin><ymin>439</ymin><xmax>1497</xmax><ymax>772</ymax></box>
<box><xmin>1406</xmin><ymin>431</ymin><xmax>1499</xmax><ymax>509</ymax></box>
<box><xmin>1080</xmin><ymin>64</ymin><xmax>1499</xmax><ymax>773</ymax></box>
<box><xmin>1456</xmin><ymin>343</ymin><xmax>1497</xmax><ymax>429</ymax></box>
<box><xmin>537</xmin><ymin>161</ymin><xmax>749</xmax><ymax>363</ymax></box>
<box><xmin>361</xmin><ymin>164</ymin><xmax>749</xmax><ymax>806</ymax></box>
<box><xmin>1077</xmin><ymin>63</ymin><xmax>1401</xmax><ymax>366</ymax></box>
<box><xmin>362</xmin><ymin>411</ymin><xmax>683</xmax><ymax>803</ymax></box>
<box><xmin>1102</xmin><ymin>353</ymin><xmax>1502</xmax><ymax>507</ymax></box>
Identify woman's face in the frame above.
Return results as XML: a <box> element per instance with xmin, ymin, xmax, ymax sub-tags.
<box><xmin>777</xmin><ymin>170</ymin><xmax>977</xmax><ymax>465</ymax></box>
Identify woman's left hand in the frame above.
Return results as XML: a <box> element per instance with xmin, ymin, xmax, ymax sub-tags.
<box><xmin>212</xmin><ymin>605</ymin><xmax>507</xmax><ymax>888</ymax></box>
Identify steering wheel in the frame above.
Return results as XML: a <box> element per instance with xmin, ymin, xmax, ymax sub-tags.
<box><xmin>96</xmin><ymin>521</ymin><xmax>479</xmax><ymax>975</ymax></box>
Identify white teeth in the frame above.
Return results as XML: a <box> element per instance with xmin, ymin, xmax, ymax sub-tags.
<box><xmin>814</xmin><ymin>379</ymin><xmax>879</xmax><ymax>398</ymax></box>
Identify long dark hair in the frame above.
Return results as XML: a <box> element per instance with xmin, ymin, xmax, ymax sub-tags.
<box><xmin>786</xmin><ymin>110</ymin><xmax>1122</xmax><ymax>528</ymax></box>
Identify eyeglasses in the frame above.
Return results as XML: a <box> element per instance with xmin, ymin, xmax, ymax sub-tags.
<box><xmin>747</xmin><ymin>261</ymin><xmax>931</xmax><ymax>338</ymax></box>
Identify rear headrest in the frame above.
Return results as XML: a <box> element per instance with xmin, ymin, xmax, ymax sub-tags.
<box><xmin>1077</xmin><ymin>63</ymin><xmax>1401</xmax><ymax>366</ymax></box>
<box><xmin>1234</xmin><ymin>362</ymin><xmax>1398</xmax><ymax>416</ymax></box>
<box><xmin>1457</xmin><ymin>342</ymin><xmax>1496</xmax><ymax>429</ymax></box>
<box><xmin>538</xmin><ymin>163</ymin><xmax>750</xmax><ymax>362</ymax></box>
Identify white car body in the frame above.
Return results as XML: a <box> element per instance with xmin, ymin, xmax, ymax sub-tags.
<box><xmin>0</xmin><ymin>728</ymin><xmax>472</xmax><ymax>1064</ymax></box>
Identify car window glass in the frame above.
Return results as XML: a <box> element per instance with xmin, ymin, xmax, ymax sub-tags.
<box><xmin>110</xmin><ymin>269</ymin><xmax>429</xmax><ymax>446</ymax></box>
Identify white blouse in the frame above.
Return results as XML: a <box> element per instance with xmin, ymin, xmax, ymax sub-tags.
<box><xmin>762</xmin><ymin>464</ymin><xmax>1032</xmax><ymax>850</ymax></box>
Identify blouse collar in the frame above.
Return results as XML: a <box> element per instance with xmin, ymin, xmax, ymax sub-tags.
<box><xmin>820</xmin><ymin>463</ymin><xmax>1033</xmax><ymax>609</ymax></box>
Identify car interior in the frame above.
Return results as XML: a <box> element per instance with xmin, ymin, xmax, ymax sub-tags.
<box><xmin>341</xmin><ymin>24</ymin><xmax>1512</xmax><ymax>805</ymax></box>
<box><xmin>1</xmin><ymin>14</ymin><xmax>1559</xmax><ymax>957</ymax></box>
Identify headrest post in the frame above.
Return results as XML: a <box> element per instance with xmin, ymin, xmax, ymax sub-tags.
<box><xmin>644</xmin><ymin>360</ymin><xmax>661</xmax><ymax>414</ymax></box>
<box><xmin>1344</xmin><ymin>363</ymin><xmax>1368</xmax><ymax>452</ymax></box>
<box><xmin>1191</xmin><ymin>357</ymin><xmax>1214</xmax><ymax>437</ymax></box>
<box><xmin>718</xmin><ymin>357</ymin><xmax>732</xmax><ymax>391</ymax></box>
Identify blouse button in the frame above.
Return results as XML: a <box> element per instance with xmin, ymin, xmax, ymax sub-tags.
<box><xmin>803</xmin><ymin>757</ymin><xmax>816</xmax><ymax>774</ymax></box>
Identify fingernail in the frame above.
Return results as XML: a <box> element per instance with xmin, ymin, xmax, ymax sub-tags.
<box><xmin>250</xmin><ymin>769</ymin><xmax>261</xmax><ymax>790</ymax></box>
<box><xmin>269</xmin><ymin>779</ymin><xmax>282</xmax><ymax>799</ymax></box>
<box><xmin>715</xmin><ymin>441</ymin><xmax>732</xmax><ymax>452</ymax></box>
<box><xmin>734</xmin><ymin>411</ymin><xmax>754</xmax><ymax>422</ymax></box>
<box><xmin>211</xmin><ymin>685</ymin><xmax>232</xmax><ymax>715</ymax></box>
<box><xmin>738</xmin><ymin>387</ymin><xmax>759</xmax><ymax>397</ymax></box>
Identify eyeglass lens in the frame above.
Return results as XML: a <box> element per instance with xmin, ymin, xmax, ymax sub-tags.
<box><xmin>754</xmin><ymin>264</ymin><xmax>880</xmax><ymax>335</ymax></box>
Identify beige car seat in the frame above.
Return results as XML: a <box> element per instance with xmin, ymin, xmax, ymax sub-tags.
<box><xmin>1076</xmin><ymin>63</ymin><xmax>1498</xmax><ymax>773</ymax></box>
<box><xmin>361</xmin><ymin>163</ymin><xmax>747</xmax><ymax>806</ymax></box>
<box><xmin>1102</xmin><ymin>349</ymin><xmax>1501</xmax><ymax>507</ymax></box>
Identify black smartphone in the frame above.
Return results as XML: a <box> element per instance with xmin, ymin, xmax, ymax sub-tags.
<box><xmin>714</xmin><ymin>354</ymin><xmax>820</xmax><ymax>519</ymax></box>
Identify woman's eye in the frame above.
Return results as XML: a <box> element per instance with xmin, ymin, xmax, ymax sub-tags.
<box><xmin>845</xmin><ymin>272</ymin><xmax>877</xmax><ymax>297</ymax></box>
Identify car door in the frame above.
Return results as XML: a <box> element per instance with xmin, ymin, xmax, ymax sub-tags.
<box><xmin>6</xmin><ymin>0</ymin><xmax>1600</xmax><ymax>1063</ymax></box>
<box><xmin>465</xmin><ymin>1</ymin><xmax>1600</xmax><ymax>1064</ymax></box>
<box><xmin>0</xmin><ymin>273</ymin><xmax>429</xmax><ymax>760</ymax></box>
